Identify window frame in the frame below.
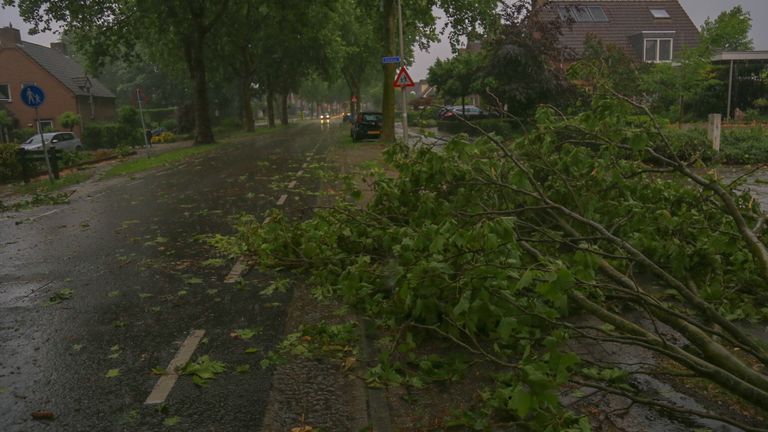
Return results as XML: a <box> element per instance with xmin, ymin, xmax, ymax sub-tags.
<box><xmin>643</xmin><ymin>38</ymin><xmax>674</xmax><ymax>63</ymax></box>
<box><xmin>0</xmin><ymin>83</ymin><xmax>11</xmax><ymax>101</ymax></box>
<box><xmin>650</xmin><ymin>9</ymin><xmax>671</xmax><ymax>19</ymax></box>
<box><xmin>37</xmin><ymin>120</ymin><xmax>54</xmax><ymax>133</ymax></box>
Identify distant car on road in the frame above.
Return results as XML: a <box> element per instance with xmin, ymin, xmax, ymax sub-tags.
<box><xmin>320</xmin><ymin>113</ymin><xmax>331</xmax><ymax>123</ymax></box>
<box><xmin>21</xmin><ymin>132</ymin><xmax>83</xmax><ymax>152</ymax></box>
<box><xmin>351</xmin><ymin>112</ymin><xmax>383</xmax><ymax>141</ymax></box>
<box><xmin>438</xmin><ymin>105</ymin><xmax>494</xmax><ymax>121</ymax></box>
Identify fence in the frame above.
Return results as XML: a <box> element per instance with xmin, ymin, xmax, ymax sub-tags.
<box><xmin>17</xmin><ymin>147</ymin><xmax>62</xmax><ymax>183</ymax></box>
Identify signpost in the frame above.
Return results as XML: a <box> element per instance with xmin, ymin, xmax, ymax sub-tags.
<box><xmin>20</xmin><ymin>85</ymin><xmax>53</xmax><ymax>181</ymax></box>
<box><xmin>396</xmin><ymin>0</ymin><xmax>409</xmax><ymax>144</ymax></box>
<box><xmin>382</xmin><ymin>56</ymin><xmax>401</xmax><ymax>64</ymax></box>
<box><xmin>136</xmin><ymin>89</ymin><xmax>151</xmax><ymax>158</ymax></box>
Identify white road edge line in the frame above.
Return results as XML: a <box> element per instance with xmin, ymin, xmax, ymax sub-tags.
<box><xmin>144</xmin><ymin>329</ymin><xmax>206</xmax><ymax>405</ymax></box>
<box><xmin>276</xmin><ymin>194</ymin><xmax>288</xmax><ymax>206</ymax></box>
<box><xmin>296</xmin><ymin>170</ymin><xmax>304</xmax><ymax>177</ymax></box>
<box><xmin>287</xmin><ymin>180</ymin><xmax>297</xmax><ymax>189</ymax></box>
<box><xmin>224</xmin><ymin>257</ymin><xmax>248</xmax><ymax>284</ymax></box>
<box><xmin>30</xmin><ymin>209</ymin><xmax>61</xmax><ymax>221</ymax></box>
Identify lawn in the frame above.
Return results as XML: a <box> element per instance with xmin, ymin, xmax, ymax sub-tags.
<box><xmin>104</xmin><ymin>145</ymin><xmax>218</xmax><ymax>178</ymax></box>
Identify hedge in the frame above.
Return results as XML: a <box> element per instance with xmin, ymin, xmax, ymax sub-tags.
<box><xmin>0</xmin><ymin>143</ymin><xmax>22</xmax><ymax>182</ymax></box>
<box><xmin>437</xmin><ymin>118</ymin><xmax>522</xmax><ymax>138</ymax></box>
<box><xmin>662</xmin><ymin>127</ymin><xmax>768</xmax><ymax>165</ymax></box>
<box><xmin>82</xmin><ymin>123</ymin><xmax>143</xmax><ymax>149</ymax></box>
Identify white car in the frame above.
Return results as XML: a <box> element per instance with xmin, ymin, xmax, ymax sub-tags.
<box><xmin>21</xmin><ymin>132</ymin><xmax>83</xmax><ymax>152</ymax></box>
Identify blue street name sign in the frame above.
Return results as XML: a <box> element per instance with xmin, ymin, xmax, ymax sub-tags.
<box><xmin>382</xmin><ymin>56</ymin><xmax>401</xmax><ymax>64</ymax></box>
<box><xmin>21</xmin><ymin>85</ymin><xmax>45</xmax><ymax>108</ymax></box>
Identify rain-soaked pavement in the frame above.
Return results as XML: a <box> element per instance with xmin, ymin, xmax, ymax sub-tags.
<box><xmin>0</xmin><ymin>122</ymin><xmax>342</xmax><ymax>431</ymax></box>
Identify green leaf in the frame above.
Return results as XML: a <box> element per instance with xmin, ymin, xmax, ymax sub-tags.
<box><xmin>163</xmin><ymin>416</ymin><xmax>181</xmax><ymax>426</ymax></box>
<box><xmin>105</xmin><ymin>368</ymin><xmax>120</xmax><ymax>378</ymax></box>
<box><xmin>508</xmin><ymin>385</ymin><xmax>532</xmax><ymax>418</ymax></box>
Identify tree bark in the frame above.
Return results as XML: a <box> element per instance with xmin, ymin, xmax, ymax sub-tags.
<box><xmin>184</xmin><ymin>31</ymin><xmax>214</xmax><ymax>144</ymax></box>
<box><xmin>242</xmin><ymin>78</ymin><xmax>254</xmax><ymax>132</ymax></box>
<box><xmin>381</xmin><ymin>0</ymin><xmax>397</xmax><ymax>143</ymax></box>
<box><xmin>267</xmin><ymin>87</ymin><xmax>276</xmax><ymax>128</ymax></box>
<box><xmin>281</xmin><ymin>93</ymin><xmax>289</xmax><ymax>126</ymax></box>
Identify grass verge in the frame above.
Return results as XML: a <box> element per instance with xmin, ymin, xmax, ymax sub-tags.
<box><xmin>12</xmin><ymin>171</ymin><xmax>94</xmax><ymax>195</ymax></box>
<box><xmin>104</xmin><ymin>145</ymin><xmax>217</xmax><ymax>178</ymax></box>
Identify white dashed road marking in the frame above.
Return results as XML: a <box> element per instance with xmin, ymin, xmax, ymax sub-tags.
<box><xmin>145</xmin><ymin>329</ymin><xmax>206</xmax><ymax>405</ymax></box>
<box><xmin>276</xmin><ymin>194</ymin><xmax>288</xmax><ymax>206</ymax></box>
<box><xmin>224</xmin><ymin>257</ymin><xmax>249</xmax><ymax>284</ymax></box>
<box><xmin>287</xmin><ymin>180</ymin><xmax>297</xmax><ymax>189</ymax></box>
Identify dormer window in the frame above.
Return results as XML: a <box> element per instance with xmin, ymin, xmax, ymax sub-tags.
<box><xmin>558</xmin><ymin>6</ymin><xmax>609</xmax><ymax>22</ymax></box>
<box><xmin>650</xmin><ymin>9</ymin><xmax>671</xmax><ymax>19</ymax></box>
<box><xmin>644</xmin><ymin>38</ymin><xmax>673</xmax><ymax>62</ymax></box>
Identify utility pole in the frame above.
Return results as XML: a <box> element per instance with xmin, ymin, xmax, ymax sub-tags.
<box><xmin>397</xmin><ymin>0</ymin><xmax>408</xmax><ymax>144</ymax></box>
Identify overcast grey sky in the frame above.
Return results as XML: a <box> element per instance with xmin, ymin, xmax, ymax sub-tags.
<box><xmin>1</xmin><ymin>1</ymin><xmax>767</xmax><ymax>81</ymax></box>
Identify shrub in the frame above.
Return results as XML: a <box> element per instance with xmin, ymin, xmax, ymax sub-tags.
<box><xmin>82</xmin><ymin>123</ymin><xmax>142</xmax><ymax>149</ymax></box>
<box><xmin>118</xmin><ymin>106</ymin><xmax>140</xmax><ymax>129</ymax></box>
<box><xmin>0</xmin><ymin>143</ymin><xmax>22</xmax><ymax>181</ymax></box>
<box><xmin>58</xmin><ymin>112</ymin><xmax>81</xmax><ymax>131</ymax></box>
<box><xmin>151</xmin><ymin>131</ymin><xmax>176</xmax><ymax>144</ymax></box>
<box><xmin>160</xmin><ymin>119</ymin><xmax>178</xmax><ymax>132</ymax></box>
<box><xmin>12</xmin><ymin>128</ymin><xmax>36</xmax><ymax>144</ymax></box>
<box><xmin>657</xmin><ymin>128</ymin><xmax>715</xmax><ymax>163</ymax></box>
<box><xmin>437</xmin><ymin>118</ymin><xmax>521</xmax><ymax>138</ymax></box>
<box><xmin>720</xmin><ymin>127</ymin><xmax>768</xmax><ymax>164</ymax></box>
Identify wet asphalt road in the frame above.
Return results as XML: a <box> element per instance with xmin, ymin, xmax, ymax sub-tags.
<box><xmin>0</xmin><ymin>123</ymin><xmax>342</xmax><ymax>431</ymax></box>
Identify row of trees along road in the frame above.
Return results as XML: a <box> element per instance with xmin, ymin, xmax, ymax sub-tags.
<box><xmin>6</xmin><ymin>0</ymin><xmax>502</xmax><ymax>144</ymax></box>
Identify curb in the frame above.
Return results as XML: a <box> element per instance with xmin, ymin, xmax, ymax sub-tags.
<box><xmin>359</xmin><ymin>317</ymin><xmax>393</xmax><ymax>432</ymax></box>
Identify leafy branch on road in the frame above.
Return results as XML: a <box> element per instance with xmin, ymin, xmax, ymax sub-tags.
<box><xmin>216</xmin><ymin>92</ymin><xmax>768</xmax><ymax>429</ymax></box>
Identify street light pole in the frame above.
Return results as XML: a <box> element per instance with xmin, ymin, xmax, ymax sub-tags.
<box><xmin>397</xmin><ymin>0</ymin><xmax>408</xmax><ymax>144</ymax></box>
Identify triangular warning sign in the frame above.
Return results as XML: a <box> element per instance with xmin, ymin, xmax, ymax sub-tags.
<box><xmin>393</xmin><ymin>66</ymin><xmax>415</xmax><ymax>88</ymax></box>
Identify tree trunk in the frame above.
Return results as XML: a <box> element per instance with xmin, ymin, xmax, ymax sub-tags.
<box><xmin>267</xmin><ymin>87</ymin><xmax>276</xmax><ymax>128</ymax></box>
<box><xmin>381</xmin><ymin>0</ymin><xmax>397</xmax><ymax>143</ymax></box>
<box><xmin>242</xmin><ymin>78</ymin><xmax>254</xmax><ymax>132</ymax></box>
<box><xmin>184</xmin><ymin>32</ymin><xmax>214</xmax><ymax>144</ymax></box>
<box><xmin>281</xmin><ymin>93</ymin><xmax>289</xmax><ymax>126</ymax></box>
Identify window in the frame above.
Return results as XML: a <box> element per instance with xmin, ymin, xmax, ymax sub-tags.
<box><xmin>37</xmin><ymin>120</ymin><xmax>54</xmax><ymax>132</ymax></box>
<box><xmin>557</xmin><ymin>6</ymin><xmax>609</xmax><ymax>22</ymax></box>
<box><xmin>644</xmin><ymin>38</ymin><xmax>674</xmax><ymax>62</ymax></box>
<box><xmin>650</xmin><ymin>9</ymin><xmax>671</xmax><ymax>19</ymax></box>
<box><xmin>0</xmin><ymin>84</ymin><xmax>10</xmax><ymax>101</ymax></box>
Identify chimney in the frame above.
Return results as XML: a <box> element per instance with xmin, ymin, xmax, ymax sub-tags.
<box><xmin>0</xmin><ymin>26</ymin><xmax>22</xmax><ymax>48</ymax></box>
<box><xmin>51</xmin><ymin>41</ymin><xmax>68</xmax><ymax>56</ymax></box>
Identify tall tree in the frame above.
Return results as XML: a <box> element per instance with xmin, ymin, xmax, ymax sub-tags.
<box><xmin>700</xmin><ymin>5</ymin><xmax>754</xmax><ymax>53</ymax></box>
<box><xmin>6</xmin><ymin>0</ymin><xmax>231</xmax><ymax>144</ymax></box>
<box><xmin>427</xmin><ymin>51</ymin><xmax>484</xmax><ymax>112</ymax></box>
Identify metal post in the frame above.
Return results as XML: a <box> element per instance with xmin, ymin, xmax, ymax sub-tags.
<box><xmin>727</xmin><ymin>60</ymin><xmax>734</xmax><ymax>121</ymax></box>
<box><xmin>398</xmin><ymin>0</ymin><xmax>408</xmax><ymax>144</ymax></box>
<box><xmin>137</xmin><ymin>89</ymin><xmax>151</xmax><ymax>158</ymax></box>
<box><xmin>36</xmin><ymin>106</ymin><xmax>54</xmax><ymax>182</ymax></box>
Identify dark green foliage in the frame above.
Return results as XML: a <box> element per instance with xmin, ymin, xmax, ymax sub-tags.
<box><xmin>0</xmin><ymin>143</ymin><xmax>22</xmax><ymax>182</ymax></box>
<box><xmin>82</xmin><ymin>123</ymin><xmax>142</xmax><ymax>149</ymax></box>
<box><xmin>437</xmin><ymin>119</ymin><xmax>521</xmax><ymax>138</ymax></box>
<box><xmin>11</xmin><ymin>128</ymin><xmax>36</xmax><ymax>144</ymax></box>
<box><xmin>720</xmin><ymin>128</ymin><xmax>768</xmax><ymax>164</ymax></box>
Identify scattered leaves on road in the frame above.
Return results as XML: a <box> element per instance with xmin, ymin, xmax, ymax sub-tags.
<box><xmin>105</xmin><ymin>369</ymin><xmax>120</xmax><ymax>378</ymax></box>
<box><xmin>231</xmin><ymin>328</ymin><xmax>261</xmax><ymax>340</ymax></box>
<box><xmin>46</xmin><ymin>288</ymin><xmax>74</xmax><ymax>305</ymax></box>
<box><xmin>180</xmin><ymin>355</ymin><xmax>226</xmax><ymax>387</ymax></box>
<box><xmin>107</xmin><ymin>290</ymin><xmax>121</xmax><ymax>298</ymax></box>
<box><xmin>244</xmin><ymin>347</ymin><xmax>260</xmax><ymax>354</ymax></box>
<box><xmin>163</xmin><ymin>416</ymin><xmax>181</xmax><ymax>426</ymax></box>
<box><xmin>31</xmin><ymin>411</ymin><xmax>55</xmax><ymax>420</ymax></box>
<box><xmin>151</xmin><ymin>367</ymin><xmax>168</xmax><ymax>376</ymax></box>
<box><xmin>234</xmin><ymin>364</ymin><xmax>251</xmax><ymax>374</ymax></box>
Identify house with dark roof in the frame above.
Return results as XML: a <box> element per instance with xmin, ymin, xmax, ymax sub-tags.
<box><xmin>544</xmin><ymin>0</ymin><xmax>701</xmax><ymax>63</ymax></box>
<box><xmin>0</xmin><ymin>26</ymin><xmax>116</xmax><ymax>137</ymax></box>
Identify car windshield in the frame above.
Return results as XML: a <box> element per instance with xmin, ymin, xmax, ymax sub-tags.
<box><xmin>363</xmin><ymin>114</ymin><xmax>382</xmax><ymax>122</ymax></box>
<box><xmin>23</xmin><ymin>136</ymin><xmax>45</xmax><ymax>145</ymax></box>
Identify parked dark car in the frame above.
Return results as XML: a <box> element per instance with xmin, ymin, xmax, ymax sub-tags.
<box><xmin>351</xmin><ymin>112</ymin><xmax>383</xmax><ymax>141</ymax></box>
<box><xmin>438</xmin><ymin>105</ymin><xmax>494</xmax><ymax>121</ymax></box>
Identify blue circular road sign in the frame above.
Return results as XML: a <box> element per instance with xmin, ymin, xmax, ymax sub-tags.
<box><xmin>20</xmin><ymin>85</ymin><xmax>45</xmax><ymax>108</ymax></box>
